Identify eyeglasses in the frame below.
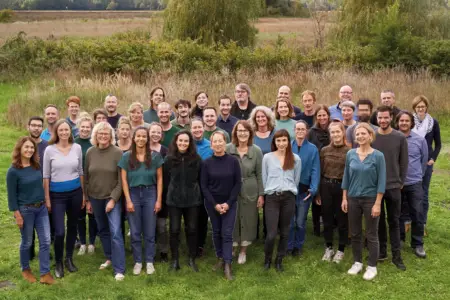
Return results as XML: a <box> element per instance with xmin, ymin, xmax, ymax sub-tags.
<box><xmin>415</xmin><ymin>105</ymin><xmax>427</xmax><ymax>109</ymax></box>
<box><xmin>29</xmin><ymin>124</ymin><xmax>43</xmax><ymax>128</ymax></box>
<box><xmin>340</xmin><ymin>91</ymin><xmax>353</xmax><ymax>94</ymax></box>
<box><xmin>295</xmin><ymin>128</ymin><xmax>307</xmax><ymax>132</ymax></box>
<box><xmin>97</xmin><ymin>133</ymin><xmax>111</xmax><ymax>137</ymax></box>
<box><xmin>235</xmin><ymin>90</ymin><xmax>247</xmax><ymax>94</ymax></box>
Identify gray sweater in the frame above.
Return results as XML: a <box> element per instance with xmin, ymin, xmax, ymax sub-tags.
<box><xmin>371</xmin><ymin>129</ymin><xmax>408</xmax><ymax>190</ymax></box>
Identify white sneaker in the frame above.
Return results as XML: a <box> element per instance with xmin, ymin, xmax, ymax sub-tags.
<box><xmin>115</xmin><ymin>273</ymin><xmax>125</xmax><ymax>281</ymax></box>
<box><xmin>333</xmin><ymin>251</ymin><xmax>345</xmax><ymax>264</ymax></box>
<box><xmin>347</xmin><ymin>262</ymin><xmax>363</xmax><ymax>275</ymax></box>
<box><xmin>146</xmin><ymin>263</ymin><xmax>155</xmax><ymax>275</ymax></box>
<box><xmin>238</xmin><ymin>253</ymin><xmax>247</xmax><ymax>264</ymax></box>
<box><xmin>88</xmin><ymin>244</ymin><xmax>95</xmax><ymax>254</ymax></box>
<box><xmin>322</xmin><ymin>247</ymin><xmax>335</xmax><ymax>262</ymax></box>
<box><xmin>133</xmin><ymin>263</ymin><xmax>142</xmax><ymax>275</ymax></box>
<box><xmin>77</xmin><ymin>245</ymin><xmax>86</xmax><ymax>255</ymax></box>
<box><xmin>127</xmin><ymin>230</ymin><xmax>131</xmax><ymax>237</ymax></box>
<box><xmin>363</xmin><ymin>266</ymin><xmax>377</xmax><ymax>281</ymax></box>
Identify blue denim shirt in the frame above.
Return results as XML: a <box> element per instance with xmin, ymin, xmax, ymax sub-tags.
<box><xmin>405</xmin><ymin>131</ymin><xmax>428</xmax><ymax>186</ymax></box>
<box><xmin>262</xmin><ymin>152</ymin><xmax>301</xmax><ymax>195</ymax></box>
<box><xmin>329</xmin><ymin>102</ymin><xmax>358</xmax><ymax>121</ymax></box>
<box><xmin>291</xmin><ymin>139</ymin><xmax>320</xmax><ymax>196</ymax></box>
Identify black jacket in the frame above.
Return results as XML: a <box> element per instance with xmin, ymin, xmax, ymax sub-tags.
<box><xmin>164</xmin><ymin>153</ymin><xmax>202</xmax><ymax>208</ymax></box>
<box><xmin>307</xmin><ymin>125</ymin><xmax>330</xmax><ymax>151</ymax></box>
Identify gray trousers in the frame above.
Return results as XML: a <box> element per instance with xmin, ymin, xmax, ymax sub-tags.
<box><xmin>348</xmin><ymin>196</ymin><xmax>380</xmax><ymax>267</ymax></box>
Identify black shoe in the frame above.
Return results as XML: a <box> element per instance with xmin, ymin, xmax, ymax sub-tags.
<box><xmin>188</xmin><ymin>258</ymin><xmax>199</xmax><ymax>272</ymax></box>
<box><xmin>286</xmin><ymin>249</ymin><xmax>292</xmax><ymax>256</ymax></box>
<box><xmin>378</xmin><ymin>252</ymin><xmax>388</xmax><ymax>261</ymax></box>
<box><xmin>196</xmin><ymin>247</ymin><xmax>204</xmax><ymax>258</ymax></box>
<box><xmin>170</xmin><ymin>259</ymin><xmax>180</xmax><ymax>271</ymax></box>
<box><xmin>275</xmin><ymin>256</ymin><xmax>284</xmax><ymax>272</ymax></box>
<box><xmin>264</xmin><ymin>257</ymin><xmax>271</xmax><ymax>270</ymax></box>
<box><xmin>55</xmin><ymin>262</ymin><xmax>64</xmax><ymax>278</ymax></box>
<box><xmin>392</xmin><ymin>256</ymin><xmax>406</xmax><ymax>271</ymax></box>
<box><xmin>160</xmin><ymin>252</ymin><xmax>169</xmax><ymax>263</ymax></box>
<box><xmin>292</xmin><ymin>248</ymin><xmax>301</xmax><ymax>257</ymax></box>
<box><xmin>414</xmin><ymin>246</ymin><xmax>426</xmax><ymax>258</ymax></box>
<box><xmin>64</xmin><ymin>258</ymin><xmax>78</xmax><ymax>273</ymax></box>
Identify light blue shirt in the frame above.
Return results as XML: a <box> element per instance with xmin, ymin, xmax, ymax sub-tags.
<box><xmin>404</xmin><ymin>131</ymin><xmax>428</xmax><ymax>186</ymax></box>
<box><xmin>195</xmin><ymin>138</ymin><xmax>213</xmax><ymax>160</ymax></box>
<box><xmin>262</xmin><ymin>152</ymin><xmax>301</xmax><ymax>195</ymax></box>
<box><xmin>329</xmin><ymin>103</ymin><xmax>358</xmax><ymax>121</ymax></box>
<box><xmin>40</xmin><ymin>128</ymin><xmax>52</xmax><ymax>141</ymax></box>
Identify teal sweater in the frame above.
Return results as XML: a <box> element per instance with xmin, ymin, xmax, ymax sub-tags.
<box><xmin>7</xmin><ymin>166</ymin><xmax>45</xmax><ymax>211</ymax></box>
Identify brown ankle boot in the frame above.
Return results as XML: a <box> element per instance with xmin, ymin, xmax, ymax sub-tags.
<box><xmin>212</xmin><ymin>258</ymin><xmax>224</xmax><ymax>272</ymax></box>
<box><xmin>224</xmin><ymin>263</ymin><xmax>233</xmax><ymax>281</ymax></box>
<box><xmin>22</xmin><ymin>269</ymin><xmax>37</xmax><ymax>283</ymax></box>
<box><xmin>40</xmin><ymin>272</ymin><xmax>55</xmax><ymax>285</ymax></box>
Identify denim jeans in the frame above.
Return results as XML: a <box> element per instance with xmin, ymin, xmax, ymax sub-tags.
<box><xmin>51</xmin><ymin>187</ymin><xmax>83</xmax><ymax>262</ymax></box>
<box><xmin>399</xmin><ymin>182</ymin><xmax>424</xmax><ymax>247</ymax></box>
<box><xmin>128</xmin><ymin>186</ymin><xmax>157</xmax><ymax>263</ymax></box>
<box><xmin>90</xmin><ymin>197</ymin><xmax>126</xmax><ymax>275</ymax></box>
<box><xmin>422</xmin><ymin>165</ymin><xmax>433</xmax><ymax>224</ymax></box>
<box><xmin>288</xmin><ymin>192</ymin><xmax>310</xmax><ymax>251</ymax></box>
<box><xmin>19</xmin><ymin>204</ymin><xmax>51</xmax><ymax>275</ymax></box>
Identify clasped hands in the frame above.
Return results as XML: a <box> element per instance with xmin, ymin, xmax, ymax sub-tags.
<box><xmin>215</xmin><ymin>203</ymin><xmax>230</xmax><ymax>215</ymax></box>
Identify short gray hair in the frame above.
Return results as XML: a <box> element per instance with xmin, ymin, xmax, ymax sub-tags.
<box><xmin>91</xmin><ymin>121</ymin><xmax>116</xmax><ymax>147</ymax></box>
<box><xmin>341</xmin><ymin>100</ymin><xmax>355</xmax><ymax>111</ymax></box>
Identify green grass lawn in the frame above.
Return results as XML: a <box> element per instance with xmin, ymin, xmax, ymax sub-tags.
<box><xmin>0</xmin><ymin>83</ymin><xmax>449</xmax><ymax>300</ymax></box>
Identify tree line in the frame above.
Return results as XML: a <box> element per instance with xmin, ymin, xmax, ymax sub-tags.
<box><xmin>0</xmin><ymin>0</ymin><xmax>165</xmax><ymax>10</ymax></box>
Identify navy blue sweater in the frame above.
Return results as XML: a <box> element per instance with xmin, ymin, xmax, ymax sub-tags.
<box><xmin>200</xmin><ymin>153</ymin><xmax>242</xmax><ymax>206</ymax></box>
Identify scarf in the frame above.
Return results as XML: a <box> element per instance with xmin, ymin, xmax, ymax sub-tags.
<box><xmin>412</xmin><ymin>113</ymin><xmax>434</xmax><ymax>138</ymax></box>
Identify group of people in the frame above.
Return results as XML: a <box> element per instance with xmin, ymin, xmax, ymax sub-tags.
<box><xmin>7</xmin><ymin>84</ymin><xmax>441</xmax><ymax>284</ymax></box>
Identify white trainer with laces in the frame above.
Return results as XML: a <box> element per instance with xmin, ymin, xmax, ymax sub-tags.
<box><xmin>88</xmin><ymin>244</ymin><xmax>95</xmax><ymax>254</ymax></box>
<box><xmin>333</xmin><ymin>251</ymin><xmax>345</xmax><ymax>264</ymax></box>
<box><xmin>78</xmin><ymin>245</ymin><xmax>86</xmax><ymax>256</ymax></box>
<box><xmin>146</xmin><ymin>263</ymin><xmax>155</xmax><ymax>275</ymax></box>
<box><xmin>322</xmin><ymin>247</ymin><xmax>335</xmax><ymax>262</ymax></box>
<box><xmin>347</xmin><ymin>262</ymin><xmax>363</xmax><ymax>275</ymax></box>
<box><xmin>238</xmin><ymin>253</ymin><xmax>247</xmax><ymax>264</ymax></box>
<box><xmin>115</xmin><ymin>273</ymin><xmax>125</xmax><ymax>281</ymax></box>
<box><xmin>133</xmin><ymin>263</ymin><xmax>142</xmax><ymax>275</ymax></box>
<box><xmin>363</xmin><ymin>266</ymin><xmax>377</xmax><ymax>280</ymax></box>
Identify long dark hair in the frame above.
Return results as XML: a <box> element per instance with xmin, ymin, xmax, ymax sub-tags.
<box><xmin>190</xmin><ymin>91</ymin><xmax>209</xmax><ymax>118</ymax></box>
<box><xmin>129</xmin><ymin>127</ymin><xmax>152</xmax><ymax>170</ymax></box>
<box><xmin>168</xmin><ymin>130</ymin><xmax>199</xmax><ymax>162</ymax></box>
<box><xmin>271</xmin><ymin>129</ymin><xmax>295</xmax><ymax>171</ymax></box>
<box><xmin>12</xmin><ymin>137</ymin><xmax>40</xmax><ymax>170</ymax></box>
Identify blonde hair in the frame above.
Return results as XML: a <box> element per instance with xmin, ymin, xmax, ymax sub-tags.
<box><xmin>91</xmin><ymin>121</ymin><xmax>116</xmax><ymax>147</ymax></box>
<box><xmin>128</xmin><ymin>102</ymin><xmax>144</xmax><ymax>114</ymax></box>
<box><xmin>354</xmin><ymin>122</ymin><xmax>376</xmax><ymax>143</ymax></box>
<box><xmin>412</xmin><ymin>95</ymin><xmax>430</xmax><ymax>112</ymax></box>
<box><xmin>76</xmin><ymin>112</ymin><xmax>93</xmax><ymax>129</ymax></box>
<box><xmin>301</xmin><ymin>90</ymin><xmax>317</xmax><ymax>102</ymax></box>
<box><xmin>248</xmin><ymin>106</ymin><xmax>276</xmax><ymax>132</ymax></box>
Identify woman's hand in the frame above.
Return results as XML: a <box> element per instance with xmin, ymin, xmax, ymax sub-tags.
<box><xmin>14</xmin><ymin>211</ymin><xmax>23</xmax><ymax>229</ymax></box>
<box><xmin>215</xmin><ymin>204</ymin><xmax>224</xmax><ymax>214</ymax></box>
<box><xmin>371</xmin><ymin>203</ymin><xmax>381</xmax><ymax>218</ymax></box>
<box><xmin>45</xmin><ymin>198</ymin><xmax>52</xmax><ymax>213</ymax></box>
<box><xmin>127</xmin><ymin>200</ymin><xmax>135</xmax><ymax>213</ymax></box>
<box><xmin>427</xmin><ymin>159</ymin><xmax>435</xmax><ymax>166</ymax></box>
<box><xmin>221</xmin><ymin>203</ymin><xmax>229</xmax><ymax>213</ymax></box>
<box><xmin>105</xmin><ymin>199</ymin><xmax>115</xmax><ymax>213</ymax></box>
<box><xmin>315</xmin><ymin>195</ymin><xmax>322</xmax><ymax>206</ymax></box>
<box><xmin>257</xmin><ymin>196</ymin><xmax>264</xmax><ymax>209</ymax></box>
<box><xmin>341</xmin><ymin>199</ymin><xmax>348</xmax><ymax>213</ymax></box>
<box><xmin>154</xmin><ymin>201</ymin><xmax>162</xmax><ymax>214</ymax></box>
<box><xmin>86</xmin><ymin>201</ymin><xmax>93</xmax><ymax>214</ymax></box>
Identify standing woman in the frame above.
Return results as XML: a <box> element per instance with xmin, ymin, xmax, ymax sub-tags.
<box><xmin>274</xmin><ymin>99</ymin><xmax>297</xmax><ymax>139</ymax></box>
<box><xmin>226</xmin><ymin>120</ymin><xmax>264</xmax><ymax>265</ymax></box>
<box><xmin>318</xmin><ymin>121</ymin><xmax>351</xmax><ymax>263</ymax></box>
<box><xmin>118</xmin><ymin>127</ymin><xmax>164</xmax><ymax>276</ymax></box>
<box><xmin>75</xmin><ymin>113</ymin><xmax>97</xmax><ymax>255</ymax></box>
<box><xmin>84</xmin><ymin>122</ymin><xmax>125</xmax><ymax>281</ymax></box>
<box><xmin>342</xmin><ymin>123</ymin><xmax>386</xmax><ymax>281</ymax></box>
<box><xmin>411</xmin><ymin>95</ymin><xmax>441</xmax><ymax>233</ymax></box>
<box><xmin>249</xmin><ymin>106</ymin><xmax>276</xmax><ymax>156</ymax></box>
<box><xmin>116</xmin><ymin>117</ymin><xmax>132</xmax><ymax>152</ymax></box>
<box><xmin>262</xmin><ymin>129</ymin><xmax>301</xmax><ymax>272</ymax></box>
<box><xmin>201</xmin><ymin>131</ymin><xmax>242</xmax><ymax>280</ymax></box>
<box><xmin>191</xmin><ymin>92</ymin><xmax>209</xmax><ymax>119</ymax></box>
<box><xmin>7</xmin><ymin>137</ymin><xmax>54</xmax><ymax>284</ymax></box>
<box><xmin>129</xmin><ymin>102</ymin><xmax>150</xmax><ymax>131</ymax></box>
<box><xmin>43</xmin><ymin>120</ymin><xmax>85</xmax><ymax>278</ymax></box>
<box><xmin>307</xmin><ymin>104</ymin><xmax>331</xmax><ymax>237</ymax></box>
<box><xmin>149</xmin><ymin>122</ymin><xmax>169</xmax><ymax>262</ymax></box>
<box><xmin>164</xmin><ymin>131</ymin><xmax>202</xmax><ymax>272</ymax></box>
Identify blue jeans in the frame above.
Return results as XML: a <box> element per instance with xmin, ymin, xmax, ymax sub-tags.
<box><xmin>288</xmin><ymin>192</ymin><xmax>311</xmax><ymax>251</ymax></box>
<box><xmin>90</xmin><ymin>197</ymin><xmax>126</xmax><ymax>274</ymax></box>
<box><xmin>399</xmin><ymin>182</ymin><xmax>424</xmax><ymax>247</ymax></box>
<box><xmin>422</xmin><ymin>164</ymin><xmax>433</xmax><ymax>224</ymax></box>
<box><xmin>128</xmin><ymin>186</ymin><xmax>157</xmax><ymax>263</ymax></box>
<box><xmin>19</xmin><ymin>204</ymin><xmax>51</xmax><ymax>275</ymax></box>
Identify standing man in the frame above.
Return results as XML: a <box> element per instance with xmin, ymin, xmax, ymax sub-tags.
<box><xmin>294</xmin><ymin>90</ymin><xmax>316</xmax><ymax>127</ymax></box>
<box><xmin>157</xmin><ymin>102</ymin><xmax>180</xmax><ymax>147</ymax></box>
<box><xmin>288</xmin><ymin>120</ymin><xmax>320</xmax><ymax>256</ymax></box>
<box><xmin>144</xmin><ymin>87</ymin><xmax>175</xmax><ymax>123</ymax></box>
<box><xmin>396</xmin><ymin>111</ymin><xmax>428</xmax><ymax>258</ymax></box>
<box><xmin>329</xmin><ymin>85</ymin><xmax>357</xmax><ymax>121</ymax></box>
<box><xmin>104</xmin><ymin>94</ymin><xmax>122</xmax><ymax>129</ymax></box>
<box><xmin>277</xmin><ymin>85</ymin><xmax>302</xmax><ymax>116</ymax></box>
<box><xmin>370</xmin><ymin>90</ymin><xmax>401</xmax><ymax>127</ymax></box>
<box><xmin>216</xmin><ymin>95</ymin><xmax>238</xmax><ymax>137</ymax></box>
<box><xmin>346</xmin><ymin>99</ymin><xmax>378</xmax><ymax>148</ymax></box>
<box><xmin>66</xmin><ymin>96</ymin><xmax>80</xmax><ymax>138</ymax></box>
<box><xmin>230</xmin><ymin>83</ymin><xmax>257</xmax><ymax>120</ymax></box>
<box><xmin>40</xmin><ymin>104</ymin><xmax>59</xmax><ymax>141</ymax></box>
<box><xmin>372</xmin><ymin>106</ymin><xmax>408</xmax><ymax>271</ymax></box>
<box><xmin>202</xmin><ymin>107</ymin><xmax>230</xmax><ymax>142</ymax></box>
<box><xmin>171</xmin><ymin>99</ymin><xmax>192</xmax><ymax>130</ymax></box>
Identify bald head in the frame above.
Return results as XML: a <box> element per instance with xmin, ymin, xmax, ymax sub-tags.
<box><xmin>339</xmin><ymin>85</ymin><xmax>353</xmax><ymax>102</ymax></box>
<box><xmin>157</xmin><ymin>102</ymin><xmax>171</xmax><ymax>124</ymax></box>
<box><xmin>277</xmin><ymin>85</ymin><xmax>291</xmax><ymax>101</ymax></box>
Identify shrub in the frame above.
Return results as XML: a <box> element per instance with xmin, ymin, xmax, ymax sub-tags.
<box><xmin>0</xmin><ymin>9</ymin><xmax>14</xmax><ymax>23</ymax></box>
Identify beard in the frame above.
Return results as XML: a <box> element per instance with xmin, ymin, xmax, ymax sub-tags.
<box><xmin>358</xmin><ymin>115</ymin><xmax>371</xmax><ymax>123</ymax></box>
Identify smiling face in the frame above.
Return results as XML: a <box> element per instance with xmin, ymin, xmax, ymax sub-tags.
<box><xmin>118</xmin><ymin>123</ymin><xmax>131</xmax><ymax>140</ymax></box>
<box><xmin>57</xmin><ymin>122</ymin><xmax>71</xmax><ymax>142</ymax></box>
<box><xmin>95</xmin><ymin>113</ymin><xmax>108</xmax><ymax>124</ymax></box>
<box><xmin>151</xmin><ymin>89</ymin><xmax>164</xmax><ymax>109</ymax></box>
<box><xmin>79</xmin><ymin>120</ymin><xmax>92</xmax><ymax>139</ymax></box>
<box><xmin>236</xmin><ymin>124</ymin><xmax>250</xmax><ymax>144</ymax></box>
<box><xmin>104</xmin><ymin>96</ymin><xmax>118</xmax><ymax>114</ymax></box>
<box><xmin>28</xmin><ymin>119</ymin><xmax>44</xmax><ymax>139</ymax></box>
<box><xmin>191</xmin><ymin>120</ymin><xmax>204</xmax><ymax>140</ymax></box>
<box><xmin>339</xmin><ymin>86</ymin><xmax>353</xmax><ymax>102</ymax></box>
<box><xmin>329</xmin><ymin>123</ymin><xmax>344</xmax><ymax>145</ymax></box>
<box><xmin>277</xmin><ymin>86</ymin><xmax>291</xmax><ymax>101</ymax></box>
<box><xmin>203</xmin><ymin>108</ymin><xmax>217</xmax><ymax>127</ymax></box>
<box><xmin>96</xmin><ymin>128</ymin><xmax>111</xmax><ymax>147</ymax></box>
<box><xmin>176</xmin><ymin>133</ymin><xmax>190</xmax><ymax>153</ymax></box>
<box><xmin>196</xmin><ymin>93</ymin><xmax>208</xmax><ymax>109</ymax></box>
<box><xmin>274</xmin><ymin>136</ymin><xmax>289</xmax><ymax>151</ymax></box>
<box><xmin>295</xmin><ymin>122</ymin><xmax>308</xmax><ymax>140</ymax></box>
<box><xmin>414</xmin><ymin>101</ymin><xmax>428</xmax><ymax>118</ymax></box>
<box><xmin>67</xmin><ymin>102</ymin><xmax>80</xmax><ymax>118</ymax></box>
<box><xmin>211</xmin><ymin>133</ymin><xmax>226</xmax><ymax>155</ymax></box>
<box><xmin>302</xmin><ymin>94</ymin><xmax>315</xmax><ymax>112</ymax></box>
<box><xmin>149</xmin><ymin>125</ymin><xmax>162</xmax><ymax>143</ymax></box>
<box><xmin>277</xmin><ymin>101</ymin><xmax>290</xmax><ymax>119</ymax></box>
<box><xmin>342</xmin><ymin>106</ymin><xmax>354</xmax><ymax>121</ymax></box>
<box><xmin>177</xmin><ymin>104</ymin><xmax>190</xmax><ymax>118</ymax></box>
<box><xmin>255</xmin><ymin>110</ymin><xmax>268</xmax><ymax>129</ymax></box>
<box><xmin>21</xmin><ymin>140</ymin><xmax>35</xmax><ymax>160</ymax></box>
<box><xmin>398</xmin><ymin>114</ymin><xmax>412</xmax><ymax>134</ymax></box>
<box><xmin>44</xmin><ymin>106</ymin><xmax>59</xmax><ymax>126</ymax></box>
<box><xmin>316</xmin><ymin>109</ymin><xmax>329</xmax><ymax>127</ymax></box>
<box><xmin>381</xmin><ymin>92</ymin><xmax>395</xmax><ymax>107</ymax></box>
<box><xmin>157</xmin><ymin>104</ymin><xmax>171</xmax><ymax>124</ymax></box>
<box><xmin>219</xmin><ymin>98</ymin><xmax>232</xmax><ymax>116</ymax></box>
<box><xmin>134</xmin><ymin>129</ymin><xmax>148</xmax><ymax>148</ymax></box>
<box><xmin>355</xmin><ymin>127</ymin><xmax>371</xmax><ymax>146</ymax></box>
<box><xmin>377</xmin><ymin>111</ymin><xmax>392</xmax><ymax>130</ymax></box>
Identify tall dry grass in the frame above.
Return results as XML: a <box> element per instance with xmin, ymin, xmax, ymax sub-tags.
<box><xmin>7</xmin><ymin>69</ymin><xmax>450</xmax><ymax>128</ymax></box>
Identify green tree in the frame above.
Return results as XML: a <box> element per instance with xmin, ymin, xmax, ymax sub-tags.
<box><xmin>163</xmin><ymin>0</ymin><xmax>263</xmax><ymax>47</ymax></box>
